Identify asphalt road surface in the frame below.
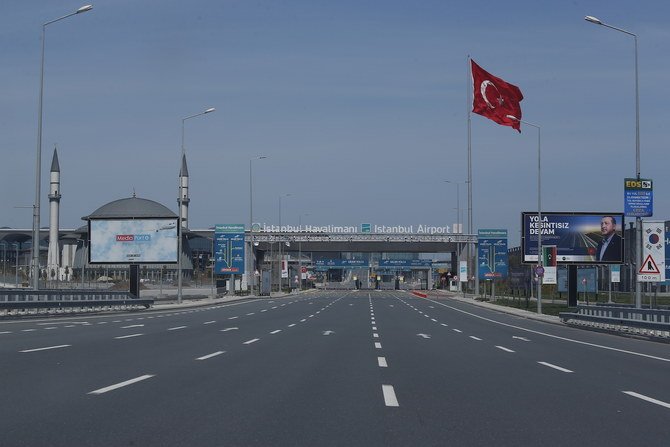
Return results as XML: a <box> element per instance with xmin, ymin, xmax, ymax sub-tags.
<box><xmin>1</xmin><ymin>290</ymin><xmax>669</xmax><ymax>446</ymax></box>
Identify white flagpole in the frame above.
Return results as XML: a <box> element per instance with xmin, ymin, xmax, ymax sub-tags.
<box><xmin>467</xmin><ymin>56</ymin><xmax>478</xmax><ymax>297</ymax></box>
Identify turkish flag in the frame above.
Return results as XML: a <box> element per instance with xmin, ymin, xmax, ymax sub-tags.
<box><xmin>471</xmin><ymin>60</ymin><xmax>523</xmax><ymax>132</ymax></box>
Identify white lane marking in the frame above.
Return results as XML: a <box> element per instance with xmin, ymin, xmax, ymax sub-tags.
<box><xmin>470</xmin><ymin>336</ymin><xmax>482</xmax><ymax>341</ymax></box>
<box><xmin>441</xmin><ymin>323</ymin><xmax>448</xmax><ymax>327</ymax></box>
<box><xmin>98</xmin><ymin>322</ymin><xmax>108</xmax><ymax>325</ymax></box>
<box><xmin>375</xmin><ymin>342</ymin><xmax>382</xmax><ymax>349</ymax></box>
<box><xmin>244</xmin><ymin>338</ymin><xmax>260</xmax><ymax>345</ymax></box>
<box><xmin>538</xmin><ymin>362</ymin><xmax>573</xmax><ymax>373</ymax></box>
<box><xmin>43</xmin><ymin>327</ymin><xmax>58</xmax><ymax>330</ymax></box>
<box><xmin>21</xmin><ymin>329</ymin><xmax>36</xmax><ymax>332</ymax></box>
<box><xmin>288</xmin><ymin>324</ymin><xmax>296</xmax><ymax>327</ymax></box>
<box><xmin>0</xmin><ymin>331</ymin><xmax>12</xmax><ymax>334</ymax></box>
<box><xmin>431</xmin><ymin>319</ymin><xmax>437</xmax><ymax>322</ymax></box>
<box><xmin>496</xmin><ymin>346</ymin><xmax>515</xmax><ymax>353</ymax></box>
<box><xmin>121</xmin><ymin>324</ymin><xmax>144</xmax><ymax>329</ymax></box>
<box><xmin>88</xmin><ymin>375</ymin><xmax>155</xmax><ymax>395</ymax></box>
<box><xmin>300</xmin><ymin>319</ymin><xmax>307</xmax><ymax>322</ymax></box>
<box><xmin>378</xmin><ymin>357</ymin><xmax>388</xmax><ymax>367</ymax></box>
<box><xmin>272</xmin><ymin>306</ymin><xmax>277</xmax><ymax>309</ymax></box>
<box><xmin>422</xmin><ymin>297</ymin><xmax>670</xmax><ymax>364</ymax></box>
<box><xmin>452</xmin><ymin>329</ymin><xmax>462</xmax><ymax>333</ymax></box>
<box><xmin>260</xmin><ymin>309</ymin><xmax>268</xmax><ymax>312</ymax></box>
<box><xmin>373</xmin><ymin>333</ymin><xmax>379</xmax><ymax>338</ymax></box>
<box><xmin>382</xmin><ymin>385</ymin><xmax>399</xmax><ymax>407</ymax></box>
<box><xmin>203</xmin><ymin>321</ymin><xmax>216</xmax><ymax>325</ymax></box>
<box><xmin>228</xmin><ymin>316</ymin><xmax>239</xmax><ymax>320</ymax></box>
<box><xmin>246</xmin><ymin>313</ymin><xmax>255</xmax><ymax>316</ymax></box>
<box><xmin>65</xmin><ymin>325</ymin><xmax>75</xmax><ymax>328</ymax></box>
<box><xmin>309</xmin><ymin>314</ymin><xmax>314</xmax><ymax>318</ymax></box>
<box><xmin>221</xmin><ymin>327</ymin><xmax>238</xmax><ymax>332</ymax></box>
<box><xmin>20</xmin><ymin>344</ymin><xmax>71</xmax><ymax>353</ymax></box>
<box><xmin>270</xmin><ymin>330</ymin><xmax>282</xmax><ymax>334</ymax></box>
<box><xmin>623</xmin><ymin>391</ymin><xmax>670</xmax><ymax>409</ymax></box>
<box><xmin>115</xmin><ymin>333</ymin><xmax>144</xmax><ymax>339</ymax></box>
<box><xmin>196</xmin><ymin>351</ymin><xmax>226</xmax><ymax>361</ymax></box>
<box><xmin>167</xmin><ymin>326</ymin><xmax>187</xmax><ymax>331</ymax></box>
<box><xmin>513</xmin><ymin>336</ymin><xmax>530</xmax><ymax>342</ymax></box>
<box><xmin>372</xmin><ymin>326</ymin><xmax>377</xmax><ymax>330</ymax></box>
<box><xmin>113</xmin><ymin>320</ymin><xmax>122</xmax><ymax>323</ymax></box>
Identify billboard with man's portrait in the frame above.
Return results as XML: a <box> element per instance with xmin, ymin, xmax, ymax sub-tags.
<box><xmin>521</xmin><ymin>212</ymin><xmax>624</xmax><ymax>264</ymax></box>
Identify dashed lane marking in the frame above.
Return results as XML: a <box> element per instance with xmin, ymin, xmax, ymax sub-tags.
<box><xmin>88</xmin><ymin>375</ymin><xmax>155</xmax><ymax>395</ymax></box>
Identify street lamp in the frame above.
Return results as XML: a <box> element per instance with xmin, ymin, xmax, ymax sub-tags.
<box><xmin>249</xmin><ymin>156</ymin><xmax>267</xmax><ymax>296</ymax></box>
<box><xmin>277</xmin><ymin>193</ymin><xmax>291</xmax><ymax>291</ymax></box>
<box><xmin>444</xmin><ymin>181</ymin><xmax>468</xmax><ymax>233</ymax></box>
<box><xmin>298</xmin><ymin>213</ymin><xmax>310</xmax><ymax>290</ymax></box>
<box><xmin>507</xmin><ymin>115</ymin><xmax>543</xmax><ymax>314</ymax></box>
<box><xmin>585</xmin><ymin>15</ymin><xmax>642</xmax><ymax>308</ymax></box>
<box><xmin>177</xmin><ymin>107</ymin><xmax>215</xmax><ymax>304</ymax></box>
<box><xmin>32</xmin><ymin>4</ymin><xmax>93</xmax><ymax>290</ymax></box>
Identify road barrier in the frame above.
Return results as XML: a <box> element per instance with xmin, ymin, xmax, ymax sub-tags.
<box><xmin>0</xmin><ymin>289</ymin><xmax>153</xmax><ymax>316</ymax></box>
<box><xmin>559</xmin><ymin>304</ymin><xmax>670</xmax><ymax>340</ymax></box>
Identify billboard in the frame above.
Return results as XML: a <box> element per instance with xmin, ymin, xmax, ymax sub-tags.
<box><xmin>214</xmin><ymin>224</ymin><xmax>245</xmax><ymax>274</ymax></box>
<box><xmin>478</xmin><ymin>229</ymin><xmax>508</xmax><ymax>280</ymax></box>
<box><xmin>521</xmin><ymin>212</ymin><xmax>624</xmax><ymax>264</ymax></box>
<box><xmin>89</xmin><ymin>218</ymin><xmax>178</xmax><ymax>264</ymax></box>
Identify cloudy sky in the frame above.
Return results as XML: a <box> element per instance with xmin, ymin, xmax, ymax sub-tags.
<box><xmin>2</xmin><ymin>0</ymin><xmax>669</xmax><ymax>246</ymax></box>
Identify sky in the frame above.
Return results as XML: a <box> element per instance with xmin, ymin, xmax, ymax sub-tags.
<box><xmin>2</xmin><ymin>0</ymin><xmax>669</xmax><ymax>247</ymax></box>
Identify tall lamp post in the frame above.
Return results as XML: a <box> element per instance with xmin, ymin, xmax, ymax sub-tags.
<box><xmin>507</xmin><ymin>115</ymin><xmax>543</xmax><ymax>314</ymax></box>
<box><xmin>585</xmin><ymin>15</ymin><xmax>642</xmax><ymax>308</ymax></box>
<box><xmin>32</xmin><ymin>4</ymin><xmax>93</xmax><ymax>290</ymax></box>
<box><xmin>277</xmin><ymin>193</ymin><xmax>291</xmax><ymax>291</ymax></box>
<box><xmin>298</xmin><ymin>213</ymin><xmax>310</xmax><ymax>290</ymax></box>
<box><xmin>177</xmin><ymin>107</ymin><xmax>215</xmax><ymax>304</ymax></box>
<box><xmin>249</xmin><ymin>156</ymin><xmax>267</xmax><ymax>296</ymax></box>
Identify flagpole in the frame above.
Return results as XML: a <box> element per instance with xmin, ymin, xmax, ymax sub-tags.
<box><xmin>467</xmin><ymin>56</ymin><xmax>477</xmax><ymax>297</ymax></box>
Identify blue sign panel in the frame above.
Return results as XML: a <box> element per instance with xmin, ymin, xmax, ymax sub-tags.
<box><xmin>315</xmin><ymin>259</ymin><xmax>368</xmax><ymax>268</ymax></box>
<box><xmin>378</xmin><ymin>259</ymin><xmax>432</xmax><ymax>268</ymax></box>
<box><xmin>557</xmin><ymin>266</ymin><xmax>597</xmax><ymax>293</ymax></box>
<box><xmin>478</xmin><ymin>229</ymin><xmax>508</xmax><ymax>280</ymax></box>
<box><xmin>624</xmin><ymin>178</ymin><xmax>653</xmax><ymax>217</ymax></box>
<box><xmin>214</xmin><ymin>224</ymin><xmax>245</xmax><ymax>274</ymax></box>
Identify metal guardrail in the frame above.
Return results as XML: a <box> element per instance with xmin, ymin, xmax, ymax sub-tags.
<box><xmin>559</xmin><ymin>304</ymin><xmax>670</xmax><ymax>339</ymax></box>
<box><xmin>0</xmin><ymin>289</ymin><xmax>153</xmax><ymax>314</ymax></box>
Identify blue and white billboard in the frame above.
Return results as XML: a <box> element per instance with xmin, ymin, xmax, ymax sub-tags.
<box><xmin>624</xmin><ymin>178</ymin><xmax>653</xmax><ymax>217</ymax></box>
<box><xmin>89</xmin><ymin>218</ymin><xmax>178</xmax><ymax>264</ymax></box>
<box><xmin>315</xmin><ymin>259</ymin><xmax>368</xmax><ymax>268</ymax></box>
<box><xmin>378</xmin><ymin>259</ymin><xmax>432</xmax><ymax>268</ymax></box>
<box><xmin>522</xmin><ymin>212</ymin><xmax>625</xmax><ymax>264</ymax></box>
<box><xmin>478</xmin><ymin>229</ymin><xmax>508</xmax><ymax>280</ymax></box>
<box><xmin>215</xmin><ymin>224</ymin><xmax>245</xmax><ymax>274</ymax></box>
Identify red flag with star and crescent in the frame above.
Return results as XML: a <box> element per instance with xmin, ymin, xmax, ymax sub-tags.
<box><xmin>471</xmin><ymin>59</ymin><xmax>524</xmax><ymax>132</ymax></box>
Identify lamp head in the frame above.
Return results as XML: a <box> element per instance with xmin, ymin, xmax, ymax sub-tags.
<box><xmin>204</xmin><ymin>107</ymin><xmax>216</xmax><ymax>114</ymax></box>
<box><xmin>76</xmin><ymin>5</ymin><xmax>93</xmax><ymax>13</ymax></box>
<box><xmin>585</xmin><ymin>16</ymin><xmax>602</xmax><ymax>25</ymax></box>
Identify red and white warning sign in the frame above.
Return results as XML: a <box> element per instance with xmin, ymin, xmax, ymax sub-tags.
<box><xmin>638</xmin><ymin>221</ymin><xmax>665</xmax><ymax>282</ymax></box>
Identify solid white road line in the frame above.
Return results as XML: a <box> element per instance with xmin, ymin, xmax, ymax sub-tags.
<box><xmin>167</xmin><ymin>326</ymin><xmax>187</xmax><ymax>331</ymax></box>
<box><xmin>244</xmin><ymin>338</ymin><xmax>260</xmax><ymax>345</ymax></box>
<box><xmin>375</xmin><ymin>342</ymin><xmax>382</xmax><ymax>349</ymax></box>
<box><xmin>270</xmin><ymin>330</ymin><xmax>282</xmax><ymax>334</ymax></box>
<box><xmin>196</xmin><ymin>351</ymin><xmax>226</xmax><ymax>361</ymax></box>
<box><xmin>623</xmin><ymin>391</ymin><xmax>670</xmax><ymax>409</ymax></box>
<box><xmin>382</xmin><ymin>385</ymin><xmax>399</xmax><ymax>407</ymax></box>
<box><xmin>20</xmin><ymin>344</ymin><xmax>71</xmax><ymax>353</ymax></box>
<box><xmin>378</xmin><ymin>357</ymin><xmax>388</xmax><ymax>367</ymax></box>
<box><xmin>469</xmin><ymin>336</ymin><xmax>482</xmax><ymax>341</ymax></box>
<box><xmin>121</xmin><ymin>324</ymin><xmax>144</xmax><ymax>329</ymax></box>
<box><xmin>88</xmin><ymin>375</ymin><xmax>155</xmax><ymax>395</ymax></box>
<box><xmin>115</xmin><ymin>334</ymin><xmax>144</xmax><ymax>339</ymax></box>
<box><xmin>496</xmin><ymin>346</ymin><xmax>515</xmax><ymax>353</ymax></box>
<box><xmin>538</xmin><ymin>362</ymin><xmax>573</xmax><ymax>373</ymax></box>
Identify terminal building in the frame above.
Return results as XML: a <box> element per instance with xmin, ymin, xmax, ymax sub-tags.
<box><xmin>0</xmin><ymin>150</ymin><xmax>475</xmax><ymax>292</ymax></box>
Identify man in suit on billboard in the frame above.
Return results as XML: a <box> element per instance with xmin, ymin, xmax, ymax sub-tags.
<box><xmin>596</xmin><ymin>215</ymin><xmax>622</xmax><ymax>262</ymax></box>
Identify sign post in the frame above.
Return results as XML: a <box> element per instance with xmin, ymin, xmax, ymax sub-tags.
<box><xmin>638</xmin><ymin>221</ymin><xmax>665</xmax><ymax>283</ymax></box>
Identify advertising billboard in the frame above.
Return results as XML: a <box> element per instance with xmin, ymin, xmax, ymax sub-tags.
<box><xmin>521</xmin><ymin>212</ymin><xmax>624</xmax><ymax>264</ymax></box>
<box><xmin>89</xmin><ymin>218</ymin><xmax>178</xmax><ymax>264</ymax></box>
